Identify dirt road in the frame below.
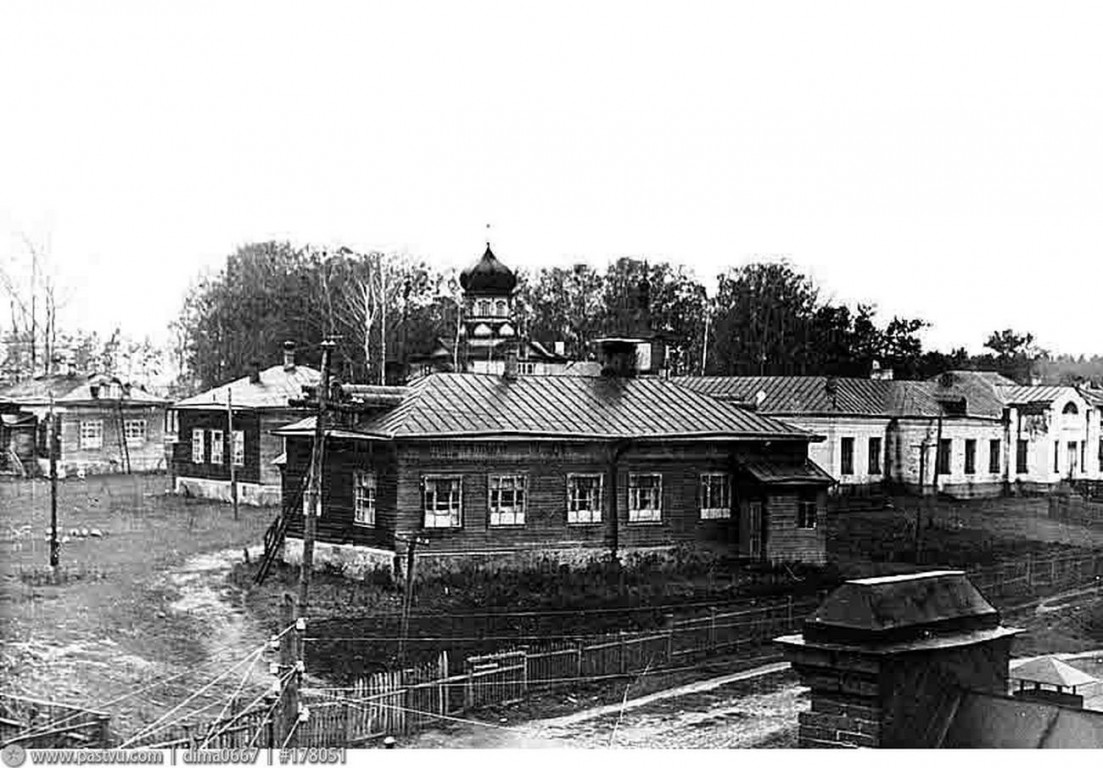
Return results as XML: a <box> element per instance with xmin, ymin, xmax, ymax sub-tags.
<box><xmin>406</xmin><ymin>662</ymin><xmax>803</xmax><ymax>748</ymax></box>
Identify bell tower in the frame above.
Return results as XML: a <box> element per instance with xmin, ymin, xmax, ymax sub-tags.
<box><xmin>459</xmin><ymin>243</ymin><xmax>518</xmax><ymax>371</ymax></box>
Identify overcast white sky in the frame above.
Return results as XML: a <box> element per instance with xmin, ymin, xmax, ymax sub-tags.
<box><xmin>1</xmin><ymin>1</ymin><xmax>1101</xmax><ymax>357</ymax></box>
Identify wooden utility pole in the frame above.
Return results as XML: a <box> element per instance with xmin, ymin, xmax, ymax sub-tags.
<box><xmin>48</xmin><ymin>395</ymin><xmax>59</xmax><ymax>568</ymax></box>
<box><xmin>279</xmin><ymin>593</ymin><xmax>302</xmax><ymax>746</ymax></box>
<box><xmin>227</xmin><ymin>390</ymin><xmax>238</xmax><ymax>520</ymax></box>
<box><xmin>299</xmin><ymin>339</ymin><xmax>335</xmax><ymax>618</ymax></box>
<box><xmin>397</xmin><ymin>536</ymin><xmax>423</xmax><ymax>668</ymax></box>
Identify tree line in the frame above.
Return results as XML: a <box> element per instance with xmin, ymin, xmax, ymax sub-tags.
<box><xmin>168</xmin><ymin>241</ymin><xmax>1077</xmax><ymax>393</ymax></box>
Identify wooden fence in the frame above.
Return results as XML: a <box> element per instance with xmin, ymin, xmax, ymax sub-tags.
<box><xmin>293</xmin><ymin>596</ymin><xmax>816</xmax><ymax>745</ymax></box>
<box><xmin>966</xmin><ymin>551</ymin><xmax>1103</xmax><ymax>603</ymax></box>
<box><xmin>125</xmin><ymin>700</ymin><xmax>277</xmax><ymax>750</ymax></box>
<box><xmin>1049</xmin><ymin>493</ymin><xmax>1103</xmax><ymax>527</ymax></box>
<box><xmin>0</xmin><ymin>694</ymin><xmax>111</xmax><ymax>749</ymax></box>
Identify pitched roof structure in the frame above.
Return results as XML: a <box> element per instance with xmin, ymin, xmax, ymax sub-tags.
<box><xmin>999</xmin><ymin>384</ymin><xmax>1073</xmax><ymax>405</ymax></box>
<box><xmin>0</xmin><ymin>373</ymin><xmax>167</xmax><ymax>406</ymax></box>
<box><xmin>673</xmin><ymin>376</ymin><xmax>946</xmax><ymax>418</ymax></box>
<box><xmin>677</xmin><ymin>371</ymin><xmax>1097</xmax><ymax>422</ymax></box>
<box><xmin>1011</xmin><ymin>656</ymin><xmax>1098</xmax><ymax>689</ymax></box>
<box><xmin>277</xmin><ymin>372</ymin><xmax>816</xmax><ymax>442</ymax></box>
<box><xmin>174</xmin><ymin>364</ymin><xmax>321</xmax><ymax>410</ymax></box>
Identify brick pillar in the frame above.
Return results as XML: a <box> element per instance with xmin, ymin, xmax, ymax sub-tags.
<box><xmin>776</xmin><ymin>570</ymin><xmax>1020</xmax><ymax>749</ymax></box>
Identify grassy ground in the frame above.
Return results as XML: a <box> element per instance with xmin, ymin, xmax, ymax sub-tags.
<box><xmin>233</xmin><ymin>556</ymin><xmax>837</xmax><ymax>681</ymax></box>
<box><xmin>0</xmin><ymin>474</ymin><xmax>271</xmax><ymax>736</ymax></box>
<box><xmin>827</xmin><ymin>495</ymin><xmax>1091</xmax><ymax>576</ymax></box>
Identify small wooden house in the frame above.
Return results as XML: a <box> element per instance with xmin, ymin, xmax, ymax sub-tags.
<box><xmin>170</xmin><ymin>343</ymin><xmax>319</xmax><ymax>506</ymax></box>
<box><xmin>0</xmin><ymin>372</ymin><xmax>170</xmax><ymax>475</ymax></box>
<box><xmin>275</xmin><ymin>342</ymin><xmax>833</xmax><ymax>576</ymax></box>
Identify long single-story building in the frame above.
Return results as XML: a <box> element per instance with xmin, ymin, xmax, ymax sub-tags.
<box><xmin>170</xmin><ymin>342</ymin><xmax>319</xmax><ymax>506</ymax></box>
<box><xmin>677</xmin><ymin>370</ymin><xmax>1103</xmax><ymax>499</ymax></box>
<box><xmin>275</xmin><ymin>338</ymin><xmax>834</xmax><ymax>577</ymax></box>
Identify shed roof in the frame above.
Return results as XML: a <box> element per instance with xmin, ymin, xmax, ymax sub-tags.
<box><xmin>175</xmin><ymin>364</ymin><xmax>321</xmax><ymax>410</ymax></box>
<box><xmin>740</xmin><ymin>456</ymin><xmax>835</xmax><ymax>485</ymax></box>
<box><xmin>277</xmin><ymin>372</ymin><xmax>816</xmax><ymax>442</ymax></box>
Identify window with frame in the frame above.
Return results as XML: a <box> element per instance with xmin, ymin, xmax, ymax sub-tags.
<box><xmin>124</xmin><ymin>419</ymin><xmax>147</xmax><ymax>447</ymax></box>
<box><xmin>868</xmin><ymin>437</ymin><xmax>882</xmax><ymax>475</ymax></box>
<box><xmin>353</xmin><ymin>470</ymin><xmax>377</xmax><ymax>526</ymax></box>
<box><xmin>1017</xmin><ymin>440</ymin><xmax>1029</xmax><ymax>474</ymax></box>
<box><xmin>700</xmin><ymin>473</ymin><xmax>731</xmax><ymax>519</ymax></box>
<box><xmin>989</xmin><ymin>439</ymin><xmax>1001</xmax><ymax>474</ymax></box>
<box><xmin>192</xmin><ymin>429</ymin><xmax>204</xmax><ymax>463</ymax></box>
<box><xmin>165</xmin><ymin>410</ymin><xmax>178</xmax><ymax>437</ymax></box>
<box><xmin>797</xmin><ymin>492</ymin><xmax>818</xmax><ymax>529</ymax></box>
<box><xmin>477</xmin><ymin>299</ymin><xmax>491</xmax><ymax>317</ymax></box>
<box><xmin>567</xmin><ymin>474</ymin><xmax>604</xmax><ymax>524</ymax></box>
<box><xmin>840</xmin><ymin>437</ymin><xmax>855</xmax><ymax>475</ymax></box>
<box><xmin>209</xmin><ymin>429</ymin><xmax>224</xmax><ymax>465</ymax></box>
<box><xmin>964</xmin><ymin>439</ymin><xmax>976</xmax><ymax>475</ymax></box>
<box><xmin>495</xmin><ymin>299</ymin><xmax>508</xmax><ymax>317</ymax></box>
<box><xmin>937</xmin><ymin>439</ymin><xmax>952</xmax><ymax>475</ymax></box>
<box><xmin>628</xmin><ymin>473</ymin><xmax>662</xmax><ymax>523</ymax></box>
<box><xmin>489</xmin><ymin>475</ymin><xmax>526</xmax><ymax>526</ymax></box>
<box><xmin>517</xmin><ymin>361</ymin><xmax>536</xmax><ymax>376</ymax></box>
<box><xmin>232</xmin><ymin>430</ymin><xmax>245</xmax><ymax>467</ymax></box>
<box><xmin>79</xmin><ymin>420</ymin><xmax>103</xmax><ymax>450</ymax></box>
<box><xmin>423</xmin><ymin>475</ymin><xmax>462</xmax><ymax>528</ymax></box>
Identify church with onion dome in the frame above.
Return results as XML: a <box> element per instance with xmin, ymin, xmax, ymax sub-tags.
<box><xmin>409</xmin><ymin>243</ymin><xmax>572</xmax><ymax>378</ymax></box>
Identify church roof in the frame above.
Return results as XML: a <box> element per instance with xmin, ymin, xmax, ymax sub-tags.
<box><xmin>459</xmin><ymin>245</ymin><xmax>517</xmax><ymax>294</ymax></box>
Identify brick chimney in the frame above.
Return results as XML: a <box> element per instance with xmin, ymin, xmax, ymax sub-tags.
<box><xmin>776</xmin><ymin>570</ymin><xmax>1020</xmax><ymax>748</ymax></box>
<box><xmin>283</xmin><ymin>340</ymin><xmax>296</xmax><ymax>371</ymax></box>
<box><xmin>502</xmin><ymin>341</ymin><xmax>519</xmax><ymax>381</ymax></box>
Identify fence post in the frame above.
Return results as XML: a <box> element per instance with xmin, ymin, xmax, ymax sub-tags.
<box><xmin>786</xmin><ymin>595</ymin><xmax>794</xmax><ymax>631</ymax></box>
<box><xmin>576</xmin><ymin>640</ymin><xmax>584</xmax><ymax>680</ymax></box>
<box><xmin>665</xmin><ymin>614</ymin><xmax>675</xmax><ymax>663</ymax></box>
<box><xmin>439</xmin><ymin>651</ymin><xmax>449</xmax><ymax>716</ymax></box>
<box><xmin>708</xmin><ymin>607</ymin><xmax>717</xmax><ymax>651</ymax></box>
<box><xmin>619</xmin><ymin>632</ymin><xmax>627</xmax><ymax>675</ymax></box>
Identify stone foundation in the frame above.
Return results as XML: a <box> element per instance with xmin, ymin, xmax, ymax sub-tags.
<box><xmin>282</xmin><ymin>538</ymin><xmax>397</xmax><ymax>581</ymax></box>
<box><xmin>280</xmin><ymin>539</ymin><xmax>690</xmax><ymax>582</ymax></box>
<box><xmin>174</xmin><ymin>477</ymin><xmax>282</xmax><ymax>506</ymax></box>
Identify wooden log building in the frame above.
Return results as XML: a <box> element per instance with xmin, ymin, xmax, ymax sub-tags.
<box><xmin>276</xmin><ymin>345</ymin><xmax>833</xmax><ymax>576</ymax></box>
<box><xmin>170</xmin><ymin>342</ymin><xmax>319</xmax><ymax>506</ymax></box>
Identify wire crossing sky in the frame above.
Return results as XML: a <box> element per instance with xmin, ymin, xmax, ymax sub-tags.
<box><xmin>1</xmin><ymin>1</ymin><xmax>1100</xmax><ymax>356</ymax></box>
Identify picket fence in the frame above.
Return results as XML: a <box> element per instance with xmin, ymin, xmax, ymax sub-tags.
<box><xmin>0</xmin><ymin>694</ymin><xmax>111</xmax><ymax>749</ymax></box>
<box><xmin>292</xmin><ymin>596</ymin><xmax>816</xmax><ymax>745</ymax></box>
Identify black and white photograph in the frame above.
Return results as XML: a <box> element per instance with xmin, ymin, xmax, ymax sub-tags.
<box><xmin>2</xmin><ymin>0</ymin><xmax>1103</xmax><ymax>758</ymax></box>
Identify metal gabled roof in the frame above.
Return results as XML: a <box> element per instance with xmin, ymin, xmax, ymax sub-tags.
<box><xmin>674</xmin><ymin>376</ymin><xmax>946</xmax><ymax>418</ymax></box>
<box><xmin>276</xmin><ymin>372</ymin><xmax>815</xmax><ymax>442</ymax></box>
<box><xmin>0</xmin><ymin>373</ymin><xmax>168</xmax><ymax>406</ymax></box>
<box><xmin>997</xmin><ymin>384</ymin><xmax>1075</xmax><ymax>406</ymax></box>
<box><xmin>174</xmin><ymin>365</ymin><xmax>321</xmax><ymax>410</ymax></box>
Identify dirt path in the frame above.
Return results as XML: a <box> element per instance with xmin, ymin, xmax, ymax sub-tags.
<box><xmin>406</xmin><ymin>661</ymin><xmax>801</xmax><ymax>748</ymax></box>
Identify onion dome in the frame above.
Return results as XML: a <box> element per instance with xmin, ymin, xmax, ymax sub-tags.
<box><xmin>459</xmin><ymin>245</ymin><xmax>517</xmax><ymax>294</ymax></box>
